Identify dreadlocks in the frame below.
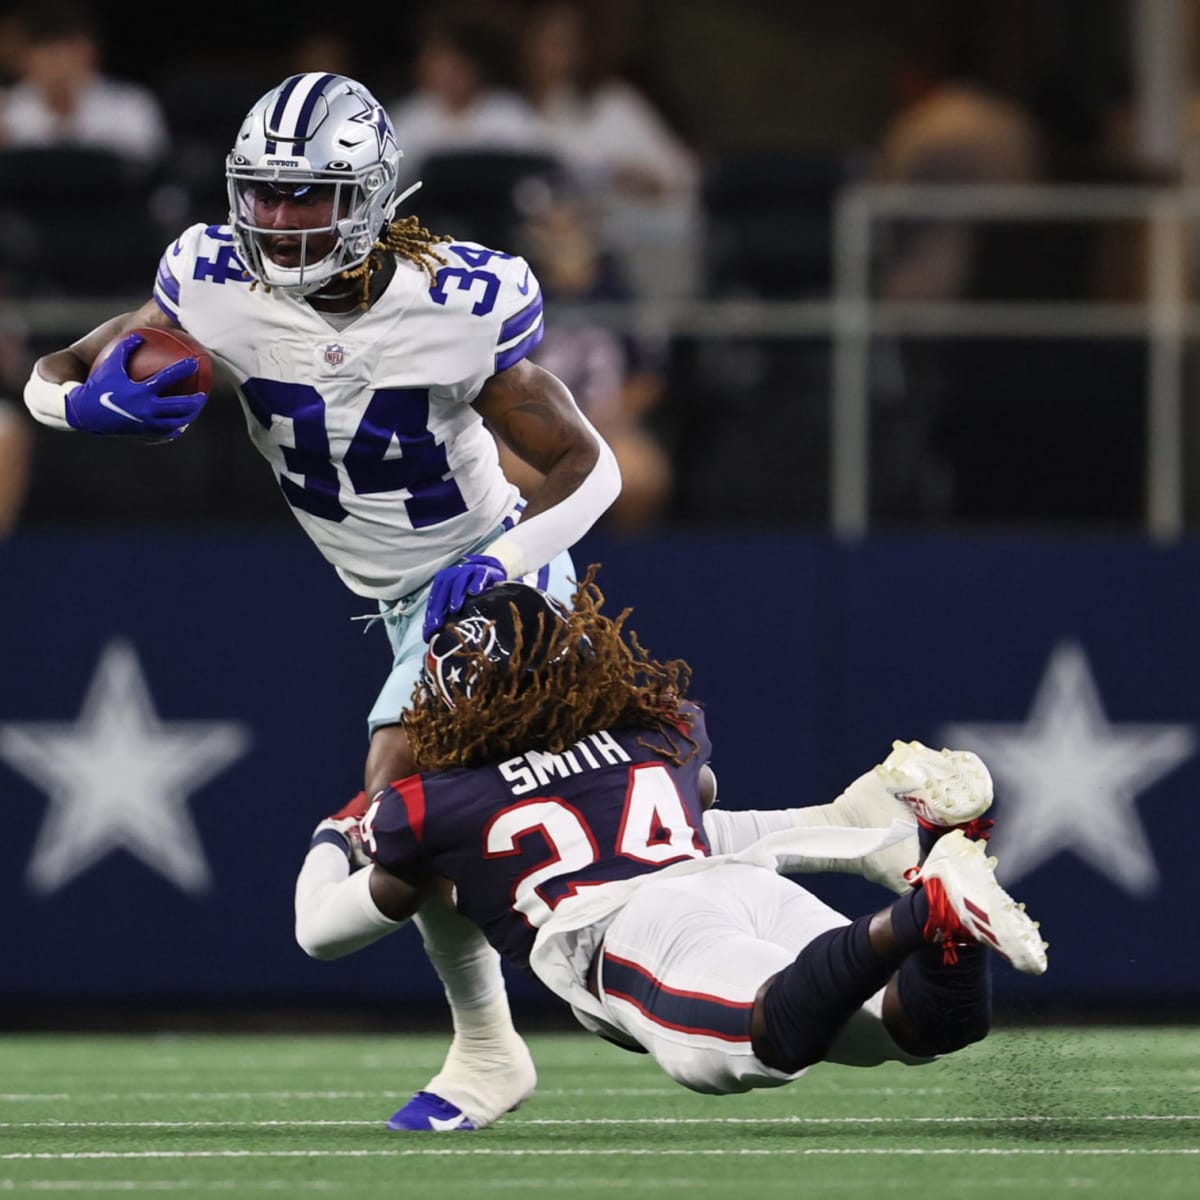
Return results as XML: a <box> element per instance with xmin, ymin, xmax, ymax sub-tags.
<box><xmin>247</xmin><ymin>212</ymin><xmax>453</xmax><ymax>305</ymax></box>
<box><xmin>404</xmin><ymin>565</ymin><xmax>698</xmax><ymax>773</ymax></box>
<box><xmin>339</xmin><ymin>214</ymin><xmax>454</xmax><ymax>306</ymax></box>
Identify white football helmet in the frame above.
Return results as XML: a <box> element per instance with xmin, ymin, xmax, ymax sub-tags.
<box><xmin>226</xmin><ymin>73</ymin><xmax>417</xmax><ymax>294</ymax></box>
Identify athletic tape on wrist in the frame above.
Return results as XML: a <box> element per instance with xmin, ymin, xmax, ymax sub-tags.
<box><xmin>23</xmin><ymin>368</ymin><xmax>79</xmax><ymax>431</ymax></box>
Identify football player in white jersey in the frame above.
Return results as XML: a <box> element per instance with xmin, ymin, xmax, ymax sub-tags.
<box><xmin>23</xmin><ymin>73</ymin><xmax>621</xmax><ymax>1131</ymax></box>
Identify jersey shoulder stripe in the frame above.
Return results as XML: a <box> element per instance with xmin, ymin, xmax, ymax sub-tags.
<box><xmin>494</xmin><ymin>269</ymin><xmax>544</xmax><ymax>373</ymax></box>
<box><xmin>154</xmin><ymin>256</ymin><xmax>181</xmax><ymax>317</ymax></box>
<box><xmin>152</xmin><ymin>225</ymin><xmax>203</xmax><ymax>322</ymax></box>
<box><xmin>423</xmin><ymin>241</ymin><xmax>547</xmax><ymax>375</ymax></box>
<box><xmin>393</xmin><ymin>775</ymin><xmax>427</xmax><ymax>843</ymax></box>
<box><xmin>500</xmin><ymin>290</ymin><xmax>543</xmax><ymax>343</ymax></box>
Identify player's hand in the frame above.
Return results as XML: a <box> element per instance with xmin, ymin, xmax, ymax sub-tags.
<box><xmin>310</xmin><ymin>797</ymin><xmax>372</xmax><ymax>870</ymax></box>
<box><xmin>423</xmin><ymin>553</ymin><xmax>508</xmax><ymax>640</ymax></box>
<box><xmin>65</xmin><ymin>333</ymin><xmax>206</xmax><ymax>437</ymax></box>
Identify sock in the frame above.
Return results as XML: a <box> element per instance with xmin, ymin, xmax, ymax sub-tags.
<box><xmin>413</xmin><ymin>896</ymin><xmax>509</xmax><ymax>1012</ymax></box>
<box><xmin>895</xmin><ymin>943</ymin><xmax>992</xmax><ymax>1055</ymax></box>
<box><xmin>888</xmin><ymin>886</ymin><xmax>932</xmax><ymax>953</ymax></box>
<box><xmin>917</xmin><ymin>816</ymin><xmax>994</xmax><ymax>863</ymax></box>
<box><xmin>760</xmin><ymin>914</ymin><xmax>897</xmax><ymax>1073</ymax></box>
<box><xmin>917</xmin><ymin>823</ymin><xmax>940</xmax><ymax>862</ymax></box>
<box><xmin>411</xmin><ymin>897</ymin><xmax>536</xmax><ymax>1123</ymax></box>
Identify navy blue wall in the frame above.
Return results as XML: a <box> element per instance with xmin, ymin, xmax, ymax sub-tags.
<box><xmin>2</xmin><ymin>529</ymin><xmax>1197</xmax><ymax>1015</ymax></box>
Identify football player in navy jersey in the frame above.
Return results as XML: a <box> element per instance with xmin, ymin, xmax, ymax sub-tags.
<box><xmin>22</xmin><ymin>73</ymin><xmax>621</xmax><ymax>1130</ymax></box>
<box><xmin>294</xmin><ymin>570</ymin><xmax>1047</xmax><ymax>1122</ymax></box>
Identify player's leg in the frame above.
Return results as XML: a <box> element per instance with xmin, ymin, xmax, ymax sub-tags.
<box><xmin>883</xmin><ymin>828</ymin><xmax>1047</xmax><ymax>1056</ymax></box>
<box><xmin>816</xmin><ymin>740</ymin><xmax>1002</xmax><ymax>1060</ymax></box>
<box><xmin>362</xmin><ymin>718</ymin><xmax>534</xmax><ymax>1131</ymax></box>
<box><xmin>392</xmin><ymin>885</ymin><xmax>537</xmax><ymax>1132</ymax></box>
<box><xmin>753</xmin><ymin>829</ymin><xmax>1047</xmax><ymax>1073</ymax></box>
<box><xmin>788</xmin><ymin>738</ymin><xmax>996</xmax><ymax>892</ymax></box>
<box><xmin>589</xmin><ymin>864</ymin><xmax>838</xmax><ymax>1094</ymax></box>
<box><xmin>363</xmin><ymin>546</ymin><xmax>576</xmax><ymax>1131</ymax></box>
<box><xmin>789</xmin><ymin>742</ymin><xmax>1003</xmax><ymax>1062</ymax></box>
<box><xmin>880</xmin><ymin>943</ymin><xmax>993</xmax><ymax>1058</ymax></box>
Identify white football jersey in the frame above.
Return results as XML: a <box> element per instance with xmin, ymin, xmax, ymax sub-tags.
<box><xmin>153</xmin><ymin>223</ymin><xmax>546</xmax><ymax>599</ymax></box>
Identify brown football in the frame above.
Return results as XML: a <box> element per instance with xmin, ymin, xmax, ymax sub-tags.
<box><xmin>92</xmin><ymin>326</ymin><xmax>213</xmax><ymax>397</ymax></box>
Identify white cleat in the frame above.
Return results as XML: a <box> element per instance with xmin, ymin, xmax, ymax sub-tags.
<box><xmin>797</xmin><ymin>739</ymin><xmax>994</xmax><ymax>895</ymax></box>
<box><xmin>918</xmin><ymin>829</ymin><xmax>1049</xmax><ymax>976</ymax></box>
<box><xmin>412</xmin><ymin>1030</ymin><xmax>537</xmax><ymax>1131</ymax></box>
<box><xmin>873</xmin><ymin>739</ymin><xmax>994</xmax><ymax>830</ymax></box>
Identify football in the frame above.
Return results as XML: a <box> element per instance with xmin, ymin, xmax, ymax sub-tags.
<box><xmin>92</xmin><ymin>326</ymin><xmax>213</xmax><ymax>398</ymax></box>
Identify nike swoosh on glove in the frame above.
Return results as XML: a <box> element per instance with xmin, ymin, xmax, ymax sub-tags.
<box><xmin>422</xmin><ymin>554</ymin><xmax>507</xmax><ymax>641</ymax></box>
<box><xmin>66</xmin><ymin>332</ymin><xmax>206</xmax><ymax>438</ymax></box>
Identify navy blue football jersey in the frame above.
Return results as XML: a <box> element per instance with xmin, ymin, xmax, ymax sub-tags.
<box><xmin>364</xmin><ymin>706</ymin><xmax>713</xmax><ymax>969</ymax></box>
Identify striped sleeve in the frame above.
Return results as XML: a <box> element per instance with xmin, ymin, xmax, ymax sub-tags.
<box><xmin>152</xmin><ymin>236</ymin><xmax>186</xmax><ymax>323</ymax></box>
<box><xmin>493</xmin><ymin>262</ymin><xmax>545</xmax><ymax>374</ymax></box>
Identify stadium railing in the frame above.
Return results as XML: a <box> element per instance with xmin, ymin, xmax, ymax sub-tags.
<box><xmin>11</xmin><ymin>182</ymin><xmax>1200</xmax><ymax>539</ymax></box>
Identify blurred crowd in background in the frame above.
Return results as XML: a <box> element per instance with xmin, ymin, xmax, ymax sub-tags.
<box><xmin>0</xmin><ymin>0</ymin><xmax>1190</xmax><ymax>539</ymax></box>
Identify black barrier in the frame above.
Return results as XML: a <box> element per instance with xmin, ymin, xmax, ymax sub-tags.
<box><xmin>1</xmin><ymin>529</ymin><xmax>1197</xmax><ymax>1014</ymax></box>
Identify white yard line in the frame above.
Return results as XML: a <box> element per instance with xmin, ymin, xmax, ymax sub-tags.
<box><xmin>1</xmin><ymin>1114</ymin><xmax>1198</xmax><ymax>1129</ymax></box>
<box><xmin>4</xmin><ymin>1084</ymin><xmax>1199</xmax><ymax>1103</ymax></box>
<box><xmin>3</xmin><ymin>1181</ymin><xmax>736</xmax><ymax>1192</ymax></box>
<box><xmin>0</xmin><ymin>1093</ymin><xmax>406</xmax><ymax>1103</ymax></box>
<box><xmin>2</xmin><ymin>1148</ymin><xmax>1200</xmax><ymax>1161</ymax></box>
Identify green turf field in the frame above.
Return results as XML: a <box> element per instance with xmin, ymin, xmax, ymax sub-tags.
<box><xmin>1</xmin><ymin>1027</ymin><xmax>1196</xmax><ymax>1197</ymax></box>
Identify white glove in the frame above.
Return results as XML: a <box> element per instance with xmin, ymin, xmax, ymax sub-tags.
<box><xmin>309</xmin><ymin>815</ymin><xmax>372</xmax><ymax>871</ymax></box>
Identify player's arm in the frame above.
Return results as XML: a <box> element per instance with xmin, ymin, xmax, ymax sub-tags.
<box><xmin>474</xmin><ymin>357</ymin><xmax>618</xmax><ymax>540</ymax></box>
<box><xmin>293</xmin><ymin>811</ymin><xmax>421</xmax><ymax>961</ymax></box>
<box><xmin>23</xmin><ymin>301</ymin><xmax>200</xmax><ymax>437</ymax></box>
<box><xmin>36</xmin><ymin>301</ymin><xmax>170</xmax><ymax>388</ymax></box>
<box><xmin>422</xmin><ymin>359</ymin><xmax>621</xmax><ymax>638</ymax></box>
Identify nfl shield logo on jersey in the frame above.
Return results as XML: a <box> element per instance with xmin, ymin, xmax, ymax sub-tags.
<box><xmin>324</xmin><ymin>344</ymin><xmax>345</xmax><ymax>367</ymax></box>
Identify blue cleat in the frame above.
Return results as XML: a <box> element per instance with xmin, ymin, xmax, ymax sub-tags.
<box><xmin>386</xmin><ymin>1091</ymin><xmax>478</xmax><ymax>1132</ymax></box>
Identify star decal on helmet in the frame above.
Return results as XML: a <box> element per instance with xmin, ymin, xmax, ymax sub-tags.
<box><xmin>349</xmin><ymin>99</ymin><xmax>397</xmax><ymax>157</ymax></box>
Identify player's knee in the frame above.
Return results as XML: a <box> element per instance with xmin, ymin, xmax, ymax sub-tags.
<box><xmin>753</xmin><ymin>950</ymin><xmax>841</xmax><ymax>1073</ymax></box>
<box><xmin>751</xmin><ymin>973</ymin><xmax>800</xmax><ymax>1071</ymax></box>
<box><xmin>754</xmin><ymin>921</ymin><xmax>892</xmax><ymax>1074</ymax></box>
<box><xmin>889</xmin><ymin>947</ymin><xmax>992</xmax><ymax>1056</ymax></box>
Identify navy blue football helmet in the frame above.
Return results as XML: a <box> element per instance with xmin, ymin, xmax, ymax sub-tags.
<box><xmin>423</xmin><ymin>583</ymin><xmax>574</xmax><ymax>708</ymax></box>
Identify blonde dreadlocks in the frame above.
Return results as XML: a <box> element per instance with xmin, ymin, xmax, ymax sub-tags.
<box><xmin>404</xmin><ymin>565</ymin><xmax>699</xmax><ymax>773</ymax></box>
<box><xmin>247</xmin><ymin>212</ymin><xmax>453</xmax><ymax>304</ymax></box>
<box><xmin>339</xmin><ymin>214</ymin><xmax>454</xmax><ymax>307</ymax></box>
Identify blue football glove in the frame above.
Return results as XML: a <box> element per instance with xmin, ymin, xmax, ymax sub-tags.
<box><xmin>66</xmin><ymin>332</ymin><xmax>206</xmax><ymax>438</ymax></box>
<box><xmin>423</xmin><ymin>553</ymin><xmax>508</xmax><ymax>641</ymax></box>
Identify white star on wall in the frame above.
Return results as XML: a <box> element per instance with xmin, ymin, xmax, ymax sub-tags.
<box><xmin>942</xmin><ymin>641</ymin><xmax>1194</xmax><ymax>897</ymax></box>
<box><xmin>0</xmin><ymin>640</ymin><xmax>252</xmax><ymax>895</ymax></box>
